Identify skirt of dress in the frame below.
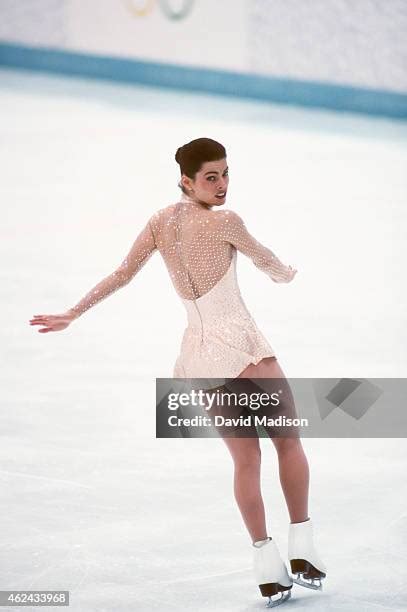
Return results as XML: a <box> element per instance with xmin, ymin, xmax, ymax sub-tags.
<box><xmin>173</xmin><ymin>321</ymin><xmax>276</xmax><ymax>380</ymax></box>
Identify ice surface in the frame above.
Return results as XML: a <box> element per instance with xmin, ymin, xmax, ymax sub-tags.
<box><xmin>1</xmin><ymin>67</ymin><xmax>406</xmax><ymax>611</ymax></box>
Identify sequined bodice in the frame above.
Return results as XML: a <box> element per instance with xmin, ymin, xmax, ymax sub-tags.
<box><xmin>150</xmin><ymin>196</ymin><xmax>237</xmax><ymax>301</ymax></box>
<box><xmin>70</xmin><ymin>193</ymin><xmax>296</xmax><ymax>321</ymax></box>
<box><xmin>173</xmin><ymin>246</ymin><xmax>274</xmax><ymax>378</ymax></box>
<box><xmin>181</xmin><ymin>248</ymin><xmax>240</xmax><ymax>326</ymax></box>
<box><xmin>148</xmin><ymin>193</ymin><xmax>295</xmax><ymax>302</ymax></box>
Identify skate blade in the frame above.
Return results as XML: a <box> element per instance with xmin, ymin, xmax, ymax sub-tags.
<box><xmin>266</xmin><ymin>590</ymin><xmax>292</xmax><ymax>607</ymax></box>
<box><xmin>292</xmin><ymin>575</ymin><xmax>323</xmax><ymax>590</ymax></box>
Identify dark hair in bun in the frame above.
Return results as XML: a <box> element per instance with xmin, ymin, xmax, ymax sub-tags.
<box><xmin>175</xmin><ymin>137</ymin><xmax>226</xmax><ymax>194</ymax></box>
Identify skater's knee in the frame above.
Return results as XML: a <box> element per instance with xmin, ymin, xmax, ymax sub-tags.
<box><xmin>234</xmin><ymin>448</ymin><xmax>261</xmax><ymax>472</ymax></box>
<box><xmin>272</xmin><ymin>437</ymin><xmax>302</xmax><ymax>455</ymax></box>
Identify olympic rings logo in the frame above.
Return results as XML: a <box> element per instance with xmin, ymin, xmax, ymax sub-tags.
<box><xmin>123</xmin><ymin>0</ymin><xmax>195</xmax><ymax>20</ymax></box>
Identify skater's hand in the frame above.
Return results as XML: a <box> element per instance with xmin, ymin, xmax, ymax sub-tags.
<box><xmin>288</xmin><ymin>265</ymin><xmax>298</xmax><ymax>280</ymax></box>
<box><xmin>29</xmin><ymin>309</ymin><xmax>79</xmax><ymax>333</ymax></box>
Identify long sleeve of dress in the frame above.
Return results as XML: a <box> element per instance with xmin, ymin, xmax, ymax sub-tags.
<box><xmin>221</xmin><ymin>210</ymin><xmax>296</xmax><ymax>283</ymax></box>
<box><xmin>69</xmin><ymin>219</ymin><xmax>157</xmax><ymax>318</ymax></box>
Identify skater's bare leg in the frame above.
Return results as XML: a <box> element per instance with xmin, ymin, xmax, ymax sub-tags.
<box><xmin>237</xmin><ymin>357</ymin><xmax>310</xmax><ymax>524</ymax></box>
<box><xmin>272</xmin><ymin>437</ymin><xmax>309</xmax><ymax>523</ymax></box>
<box><xmin>222</xmin><ymin>436</ymin><xmax>267</xmax><ymax>543</ymax></box>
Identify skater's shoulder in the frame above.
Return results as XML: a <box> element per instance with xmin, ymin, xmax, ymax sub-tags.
<box><xmin>149</xmin><ymin>202</ymin><xmax>178</xmax><ymax>224</ymax></box>
<box><xmin>214</xmin><ymin>208</ymin><xmax>246</xmax><ymax>231</ymax></box>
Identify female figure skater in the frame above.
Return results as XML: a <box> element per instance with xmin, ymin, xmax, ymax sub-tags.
<box><xmin>29</xmin><ymin>138</ymin><xmax>326</xmax><ymax>607</ymax></box>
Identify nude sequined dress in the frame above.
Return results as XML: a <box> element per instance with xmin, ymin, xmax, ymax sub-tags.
<box><xmin>71</xmin><ymin>193</ymin><xmax>296</xmax><ymax>379</ymax></box>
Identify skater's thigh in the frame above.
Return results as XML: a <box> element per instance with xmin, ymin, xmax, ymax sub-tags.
<box><xmin>237</xmin><ymin>357</ymin><xmax>300</xmax><ymax>443</ymax></box>
<box><xmin>222</xmin><ymin>436</ymin><xmax>261</xmax><ymax>466</ymax></box>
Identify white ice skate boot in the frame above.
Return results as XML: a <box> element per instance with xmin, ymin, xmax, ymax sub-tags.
<box><xmin>288</xmin><ymin>518</ymin><xmax>327</xmax><ymax>590</ymax></box>
<box><xmin>253</xmin><ymin>537</ymin><xmax>293</xmax><ymax>608</ymax></box>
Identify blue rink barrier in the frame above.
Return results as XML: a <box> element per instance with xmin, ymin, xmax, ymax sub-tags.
<box><xmin>1</xmin><ymin>42</ymin><xmax>406</xmax><ymax>120</ymax></box>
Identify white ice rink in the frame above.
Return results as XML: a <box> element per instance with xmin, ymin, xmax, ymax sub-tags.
<box><xmin>1</xmin><ymin>68</ymin><xmax>407</xmax><ymax>611</ymax></box>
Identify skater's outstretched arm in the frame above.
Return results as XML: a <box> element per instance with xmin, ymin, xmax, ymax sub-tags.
<box><xmin>219</xmin><ymin>210</ymin><xmax>297</xmax><ymax>283</ymax></box>
<box><xmin>29</xmin><ymin>219</ymin><xmax>157</xmax><ymax>333</ymax></box>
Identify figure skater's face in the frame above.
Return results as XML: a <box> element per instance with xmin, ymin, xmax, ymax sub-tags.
<box><xmin>182</xmin><ymin>158</ymin><xmax>229</xmax><ymax>207</ymax></box>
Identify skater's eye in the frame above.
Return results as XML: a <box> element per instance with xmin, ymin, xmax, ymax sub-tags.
<box><xmin>207</xmin><ymin>171</ymin><xmax>229</xmax><ymax>182</ymax></box>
